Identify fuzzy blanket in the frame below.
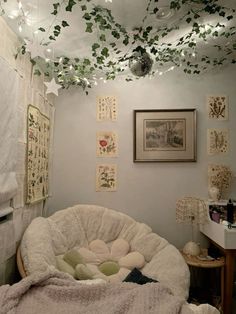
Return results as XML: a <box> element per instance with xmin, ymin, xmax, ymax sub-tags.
<box><xmin>0</xmin><ymin>271</ymin><xmax>219</xmax><ymax>314</ymax></box>
<box><xmin>0</xmin><ymin>270</ymin><xmax>189</xmax><ymax>314</ymax></box>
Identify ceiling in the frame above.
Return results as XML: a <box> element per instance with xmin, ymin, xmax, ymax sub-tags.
<box><xmin>3</xmin><ymin>0</ymin><xmax>235</xmax><ymax>59</ymax></box>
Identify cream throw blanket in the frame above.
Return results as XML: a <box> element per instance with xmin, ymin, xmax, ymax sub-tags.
<box><xmin>0</xmin><ymin>271</ymin><xmax>219</xmax><ymax>314</ymax></box>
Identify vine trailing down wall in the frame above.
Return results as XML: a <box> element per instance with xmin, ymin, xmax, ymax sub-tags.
<box><xmin>0</xmin><ymin>0</ymin><xmax>236</xmax><ymax>94</ymax></box>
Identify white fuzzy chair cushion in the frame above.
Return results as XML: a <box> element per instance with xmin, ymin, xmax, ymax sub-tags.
<box><xmin>20</xmin><ymin>204</ymin><xmax>190</xmax><ymax>299</ymax></box>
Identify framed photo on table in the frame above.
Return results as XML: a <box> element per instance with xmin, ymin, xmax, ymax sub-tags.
<box><xmin>134</xmin><ymin>109</ymin><xmax>196</xmax><ymax>162</ymax></box>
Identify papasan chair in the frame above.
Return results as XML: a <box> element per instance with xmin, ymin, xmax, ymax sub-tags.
<box><xmin>15</xmin><ymin>204</ymin><xmax>219</xmax><ymax>314</ymax></box>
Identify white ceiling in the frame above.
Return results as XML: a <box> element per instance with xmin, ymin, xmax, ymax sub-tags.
<box><xmin>2</xmin><ymin>0</ymin><xmax>236</xmax><ymax>60</ymax></box>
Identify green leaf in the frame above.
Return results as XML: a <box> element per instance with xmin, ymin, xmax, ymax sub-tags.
<box><xmin>86</xmin><ymin>23</ymin><xmax>93</xmax><ymax>33</ymax></box>
<box><xmin>81</xmin><ymin>5</ymin><xmax>87</xmax><ymax>11</ymax></box>
<box><xmin>66</xmin><ymin>0</ymin><xmax>76</xmax><ymax>12</ymax></box>
<box><xmin>34</xmin><ymin>69</ymin><xmax>41</xmax><ymax>76</ymax></box>
<box><xmin>101</xmin><ymin>47</ymin><xmax>109</xmax><ymax>57</ymax></box>
<box><xmin>38</xmin><ymin>27</ymin><xmax>46</xmax><ymax>32</ymax></box>
<box><xmin>83</xmin><ymin>58</ymin><xmax>91</xmax><ymax>65</ymax></box>
<box><xmin>62</xmin><ymin>20</ymin><xmax>69</xmax><ymax>27</ymax></box>
<box><xmin>83</xmin><ymin>13</ymin><xmax>91</xmax><ymax>20</ymax></box>
<box><xmin>100</xmin><ymin>34</ymin><xmax>106</xmax><ymax>41</ymax></box>
<box><xmin>123</xmin><ymin>37</ymin><xmax>129</xmax><ymax>45</ymax></box>
<box><xmin>54</xmin><ymin>25</ymin><xmax>61</xmax><ymax>31</ymax></box>
<box><xmin>92</xmin><ymin>43</ymin><xmax>100</xmax><ymax>50</ymax></box>
<box><xmin>111</xmin><ymin>30</ymin><xmax>120</xmax><ymax>39</ymax></box>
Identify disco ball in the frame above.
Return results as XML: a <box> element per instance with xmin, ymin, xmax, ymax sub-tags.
<box><xmin>129</xmin><ymin>51</ymin><xmax>153</xmax><ymax>77</ymax></box>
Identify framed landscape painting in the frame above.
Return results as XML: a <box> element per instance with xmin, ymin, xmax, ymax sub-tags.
<box><xmin>134</xmin><ymin>109</ymin><xmax>196</xmax><ymax>162</ymax></box>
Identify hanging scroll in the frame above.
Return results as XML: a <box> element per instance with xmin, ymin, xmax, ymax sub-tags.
<box><xmin>26</xmin><ymin>105</ymin><xmax>50</xmax><ymax>204</ymax></box>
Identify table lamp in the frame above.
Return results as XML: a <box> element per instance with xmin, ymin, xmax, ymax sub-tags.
<box><xmin>176</xmin><ymin>197</ymin><xmax>209</xmax><ymax>256</ymax></box>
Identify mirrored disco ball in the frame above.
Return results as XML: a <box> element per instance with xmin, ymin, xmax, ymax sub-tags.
<box><xmin>129</xmin><ymin>52</ymin><xmax>153</xmax><ymax>77</ymax></box>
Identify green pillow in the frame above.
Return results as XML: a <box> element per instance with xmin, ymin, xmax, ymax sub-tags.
<box><xmin>63</xmin><ymin>249</ymin><xmax>85</xmax><ymax>268</ymax></box>
<box><xmin>75</xmin><ymin>264</ymin><xmax>94</xmax><ymax>280</ymax></box>
<box><xmin>56</xmin><ymin>257</ymin><xmax>76</xmax><ymax>278</ymax></box>
<box><xmin>98</xmin><ymin>261</ymin><xmax>120</xmax><ymax>276</ymax></box>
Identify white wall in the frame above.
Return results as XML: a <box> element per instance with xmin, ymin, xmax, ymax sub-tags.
<box><xmin>0</xmin><ymin>17</ymin><xmax>55</xmax><ymax>284</ymax></box>
<box><xmin>49</xmin><ymin>65</ymin><xmax>236</xmax><ymax>249</ymax></box>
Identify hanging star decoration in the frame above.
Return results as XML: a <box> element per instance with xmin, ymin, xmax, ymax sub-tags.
<box><xmin>25</xmin><ymin>39</ymin><xmax>46</xmax><ymax>59</ymax></box>
<box><xmin>44</xmin><ymin>78</ymin><xmax>62</xmax><ymax>96</ymax></box>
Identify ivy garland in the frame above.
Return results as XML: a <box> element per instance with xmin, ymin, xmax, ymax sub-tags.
<box><xmin>2</xmin><ymin>0</ymin><xmax>236</xmax><ymax>93</ymax></box>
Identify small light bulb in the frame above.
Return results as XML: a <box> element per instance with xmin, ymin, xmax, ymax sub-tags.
<box><xmin>94</xmin><ymin>81</ymin><xmax>98</xmax><ymax>86</ymax></box>
<box><xmin>159</xmin><ymin>71</ymin><xmax>163</xmax><ymax>76</ymax></box>
<box><xmin>69</xmin><ymin>65</ymin><xmax>73</xmax><ymax>70</ymax></box>
<box><xmin>34</xmin><ymin>30</ymin><xmax>39</xmax><ymax>34</ymax></box>
<box><xmin>18</xmin><ymin>1</ymin><xmax>23</xmax><ymax>10</ymax></box>
<box><xmin>45</xmin><ymin>58</ymin><xmax>50</xmax><ymax>63</ymax></box>
<box><xmin>18</xmin><ymin>25</ymin><xmax>23</xmax><ymax>32</ymax></box>
<box><xmin>192</xmin><ymin>52</ymin><xmax>196</xmax><ymax>57</ymax></box>
<box><xmin>59</xmin><ymin>57</ymin><xmax>63</xmax><ymax>63</ymax></box>
<box><xmin>46</xmin><ymin>48</ymin><xmax>52</xmax><ymax>53</ymax></box>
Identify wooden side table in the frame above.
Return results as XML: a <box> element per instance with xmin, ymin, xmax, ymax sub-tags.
<box><xmin>181</xmin><ymin>251</ymin><xmax>225</xmax><ymax>311</ymax></box>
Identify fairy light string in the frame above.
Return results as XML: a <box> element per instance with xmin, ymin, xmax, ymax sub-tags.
<box><xmin>1</xmin><ymin>0</ymin><xmax>235</xmax><ymax>94</ymax></box>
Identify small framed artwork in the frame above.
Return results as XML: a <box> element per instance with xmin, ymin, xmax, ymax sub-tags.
<box><xmin>96</xmin><ymin>96</ymin><xmax>117</xmax><ymax>121</ymax></box>
<box><xmin>207</xmin><ymin>128</ymin><xmax>229</xmax><ymax>155</ymax></box>
<box><xmin>134</xmin><ymin>109</ymin><xmax>196</xmax><ymax>162</ymax></box>
<box><xmin>96</xmin><ymin>164</ymin><xmax>117</xmax><ymax>191</ymax></box>
<box><xmin>207</xmin><ymin>95</ymin><xmax>228</xmax><ymax>120</ymax></box>
<box><xmin>96</xmin><ymin>131</ymin><xmax>118</xmax><ymax>157</ymax></box>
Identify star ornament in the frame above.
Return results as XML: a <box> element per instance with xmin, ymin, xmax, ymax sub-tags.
<box><xmin>44</xmin><ymin>78</ymin><xmax>62</xmax><ymax>96</ymax></box>
<box><xmin>25</xmin><ymin>39</ymin><xmax>46</xmax><ymax>59</ymax></box>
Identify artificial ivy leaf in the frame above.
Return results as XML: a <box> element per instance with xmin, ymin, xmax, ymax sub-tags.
<box><xmin>153</xmin><ymin>8</ymin><xmax>158</xmax><ymax>14</ymax></box>
<box><xmin>53</xmin><ymin>3</ymin><xmax>60</xmax><ymax>10</ymax></box>
<box><xmin>146</xmin><ymin>26</ymin><xmax>152</xmax><ymax>32</ymax></box>
<box><xmin>111</xmin><ymin>30</ymin><xmax>120</xmax><ymax>39</ymax></box>
<box><xmin>54</xmin><ymin>25</ymin><xmax>61</xmax><ymax>31</ymax></box>
<box><xmin>186</xmin><ymin>17</ymin><xmax>191</xmax><ymax>23</ymax></box>
<box><xmin>34</xmin><ymin>69</ymin><xmax>41</xmax><ymax>76</ymax></box>
<box><xmin>227</xmin><ymin>15</ymin><xmax>233</xmax><ymax>20</ymax></box>
<box><xmin>83</xmin><ymin>58</ymin><xmax>91</xmax><ymax>65</ymax></box>
<box><xmin>101</xmin><ymin>47</ymin><xmax>109</xmax><ymax>57</ymax></box>
<box><xmin>83</xmin><ymin>13</ymin><xmax>91</xmax><ymax>20</ymax></box>
<box><xmin>62</xmin><ymin>20</ymin><xmax>69</xmax><ymax>27</ymax></box>
<box><xmin>92</xmin><ymin>43</ymin><xmax>100</xmax><ymax>50</ymax></box>
<box><xmin>100</xmin><ymin>34</ymin><xmax>106</xmax><ymax>41</ymax></box>
<box><xmin>97</xmin><ymin>56</ymin><xmax>104</xmax><ymax>64</ymax></box>
<box><xmin>123</xmin><ymin>37</ymin><xmax>129</xmax><ymax>45</ymax></box>
<box><xmin>53</xmin><ymin>31</ymin><xmax>60</xmax><ymax>37</ymax></box>
<box><xmin>49</xmin><ymin>35</ymin><xmax>56</xmax><ymax>41</ymax></box>
<box><xmin>38</xmin><ymin>27</ymin><xmax>46</xmax><ymax>32</ymax></box>
<box><xmin>66</xmin><ymin>0</ymin><xmax>76</xmax><ymax>12</ymax></box>
<box><xmin>150</xmin><ymin>47</ymin><xmax>157</xmax><ymax>54</ymax></box>
<box><xmin>86</xmin><ymin>23</ymin><xmax>93</xmax><ymax>33</ymax></box>
<box><xmin>81</xmin><ymin>5</ymin><xmax>87</xmax><ymax>11</ymax></box>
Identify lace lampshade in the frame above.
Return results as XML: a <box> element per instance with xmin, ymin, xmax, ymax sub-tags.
<box><xmin>176</xmin><ymin>197</ymin><xmax>209</xmax><ymax>256</ymax></box>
